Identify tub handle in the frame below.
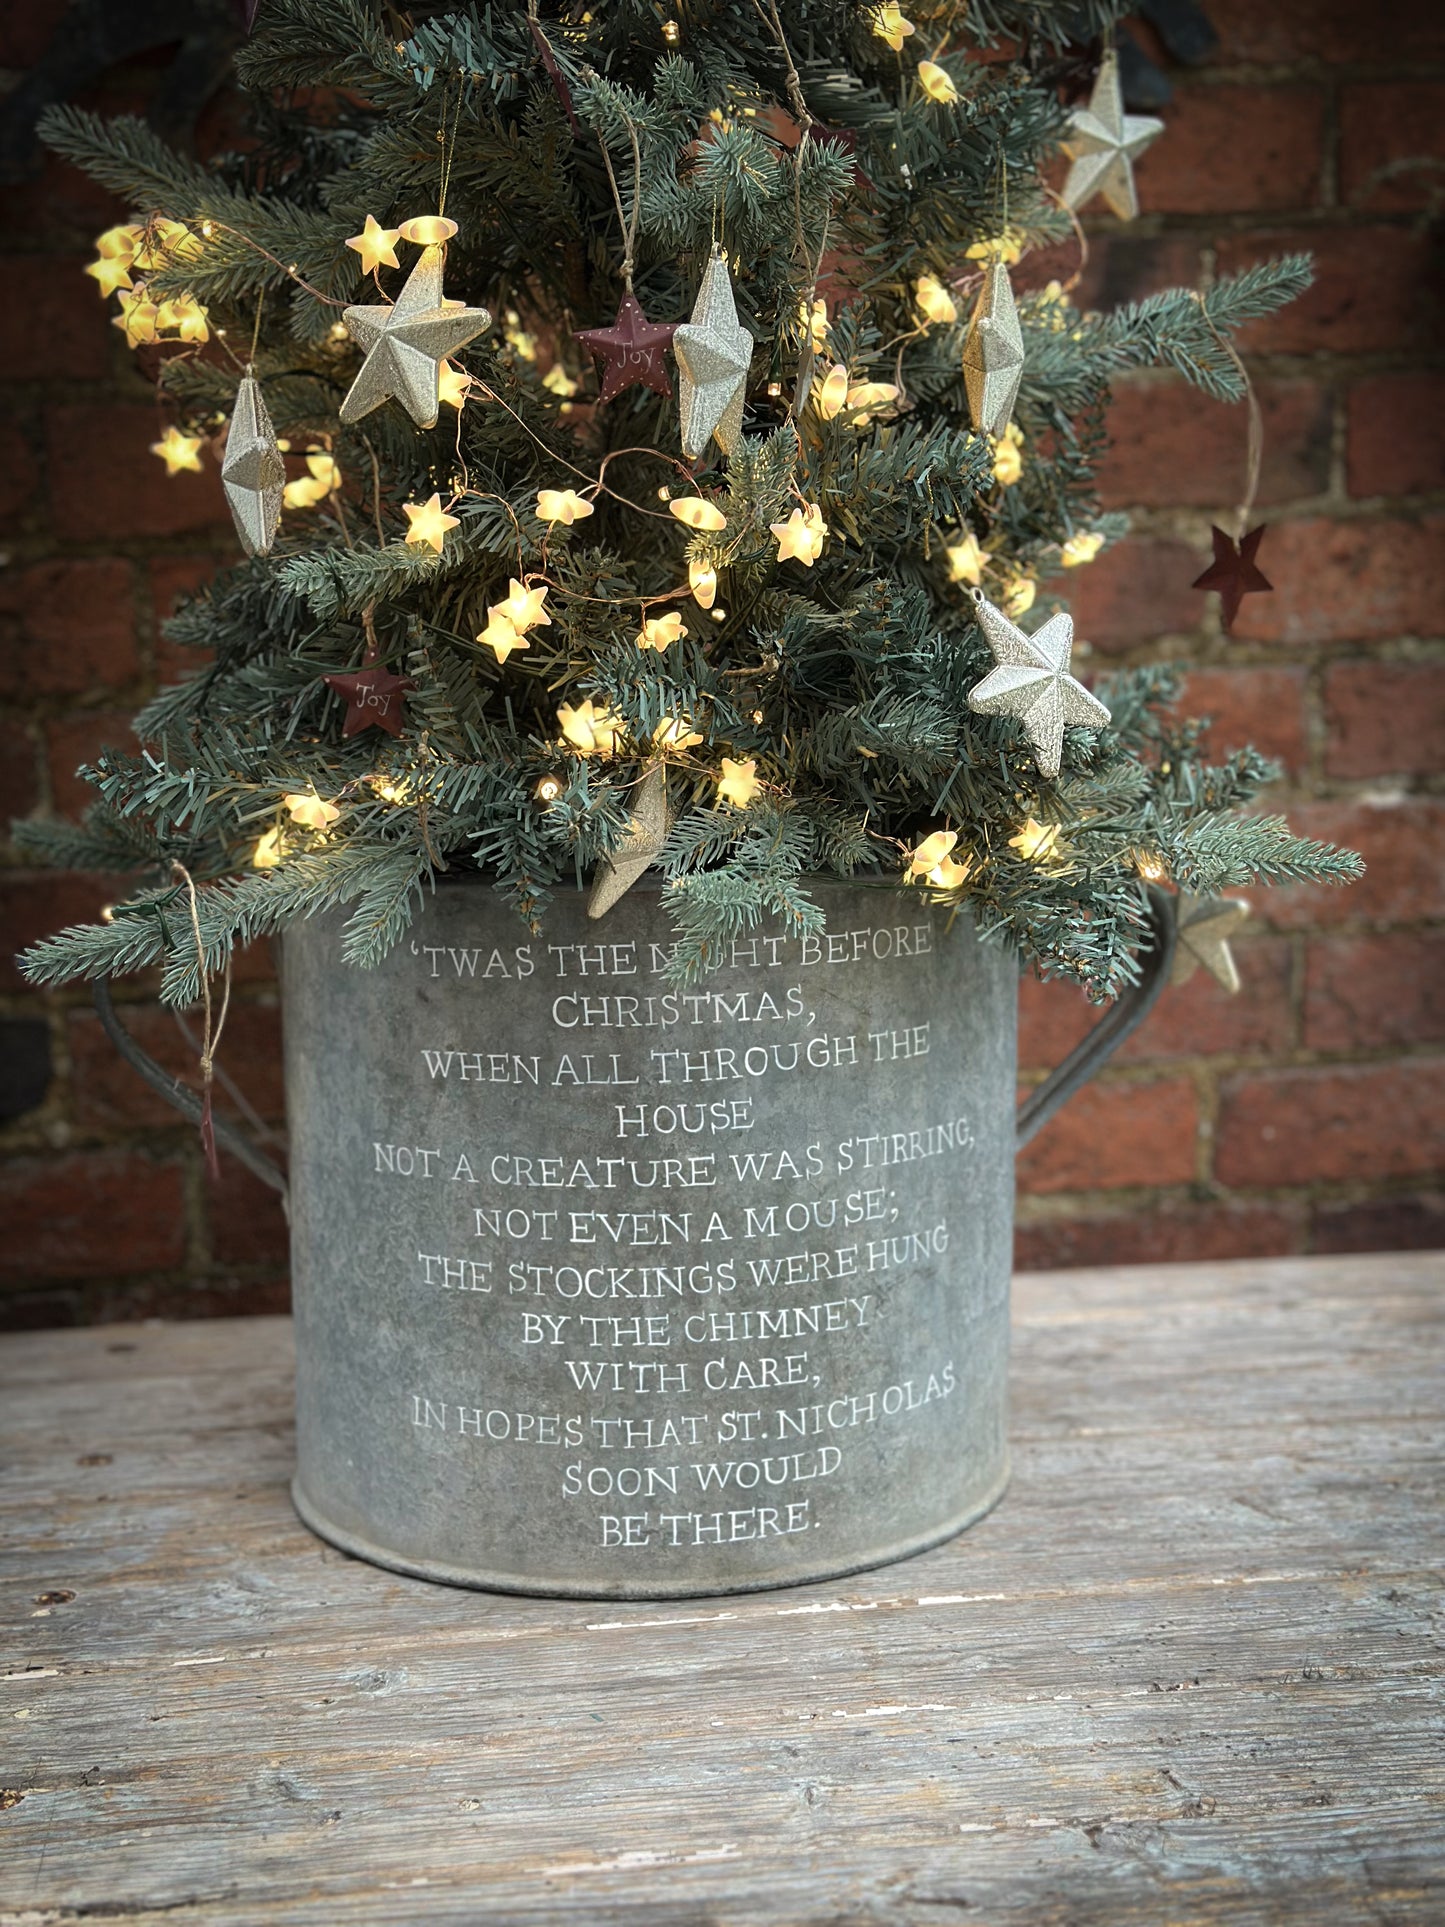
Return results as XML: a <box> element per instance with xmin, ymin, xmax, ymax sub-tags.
<box><xmin>92</xmin><ymin>977</ymin><xmax>290</xmax><ymax>1205</ymax></box>
<box><xmin>1015</xmin><ymin>884</ymin><xmax>1177</xmax><ymax>1151</ymax></box>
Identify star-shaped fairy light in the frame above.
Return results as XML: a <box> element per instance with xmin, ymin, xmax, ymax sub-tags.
<box><xmin>85</xmin><ymin>253</ymin><xmax>133</xmax><ymax>297</ymax></box>
<box><xmin>637</xmin><ymin>611</ymin><xmax>688</xmax><ymax>651</ymax></box>
<box><xmin>536</xmin><ymin>488</ymin><xmax>594</xmax><ymax>525</ymax></box>
<box><xmin>155</xmin><ymin>294</ymin><xmax>210</xmax><ymax>343</ymax></box>
<box><xmin>992</xmin><ymin>422</ymin><xmax>1024</xmax><ymax>486</ymax></box>
<box><xmin>906</xmin><ymin>829</ymin><xmax>958</xmax><ymax>879</ymax></box>
<box><xmin>477</xmin><ymin>611</ymin><xmax>528</xmax><ymax>664</ymax></box>
<box><xmin>477</xmin><ymin>578</ymin><xmax>550</xmax><ymax>663</ymax></box>
<box><xmin>402</xmin><ymin>494</ymin><xmax>459</xmax><ymax>553</ymax></box>
<box><xmin>906</xmin><ymin>829</ymin><xmax>971</xmax><ymax>890</ymax></box>
<box><xmin>576</xmin><ymin>294</ymin><xmax>679</xmax><ymax>403</ymax></box>
<box><xmin>437</xmin><ymin>360</ymin><xmax>472</xmax><ymax>410</ymax></box>
<box><xmin>399</xmin><ymin>216</ymin><xmax>459</xmax><ymax>248</ymax></box>
<box><xmin>946</xmin><ymin>531</ymin><xmax>985</xmax><ymax>585</ymax></box>
<box><xmin>324</xmin><ymin>664</ymin><xmax>414</xmax><ymax>738</ymax></box>
<box><xmin>914</xmin><ymin>274</ymin><xmax>957</xmax><ymax>327</ymax></box>
<box><xmin>1061</xmin><ymin>532</ymin><xmax>1105</xmax><ymax>567</ymax></box>
<box><xmin>131</xmin><ymin>217</ymin><xmax>200</xmax><ymax>270</ymax></box>
<box><xmin>674</xmin><ymin>248</ymin><xmax>754</xmax><ymax>459</ymax></box>
<box><xmin>114</xmin><ymin>288</ymin><xmax>160</xmax><ymax>346</ymax></box>
<box><xmin>770</xmin><ymin>503</ymin><xmax>828</xmax><ymax>566</ymax></box>
<box><xmin>283</xmin><ymin>451</ymin><xmax>341</xmax><ymax>511</ymax></box>
<box><xmin>1191</xmin><ymin>525</ymin><xmax>1272</xmax><ymax>632</ymax></box>
<box><xmin>338</xmin><ymin>245</ymin><xmax>490</xmax><ymax>429</ymax></box>
<box><xmin>655</xmin><ymin>715</ymin><xmax>704</xmax><ymax>753</ymax></box>
<box><xmin>151</xmin><ymin>426</ymin><xmax>204</xmax><ymax>476</ymax></box>
<box><xmin>94</xmin><ymin>224</ymin><xmax>141</xmax><ymax>263</ymax></box>
<box><xmin>252</xmin><ymin>826</ymin><xmax>282</xmax><ymax>869</ymax></box>
<box><xmin>282</xmin><ymin>791</ymin><xmax>341</xmax><ymax>830</ymax></box>
<box><xmin>871</xmin><ymin>5</ymin><xmax>915</xmax><ymax>50</ymax></box>
<box><xmin>716</xmin><ymin>757</ymin><xmax>761</xmax><ymax>808</ymax></box>
<box><xmin>558</xmin><ymin>700</ymin><xmax>624</xmax><ymax>757</ymax></box>
<box><xmin>1060</xmin><ymin>48</ymin><xmax>1164</xmax><ymax>221</ymax></box>
<box><xmin>221</xmin><ymin>373</ymin><xmax>286</xmax><ymax>556</ymax></box>
<box><xmin>588</xmin><ymin>763</ymin><xmax>670</xmax><ymax>920</ymax></box>
<box><xmin>961</xmin><ymin>261</ymin><xmax>1025</xmax><ymax>437</ymax></box>
<box><xmin>346</xmin><ymin>215</ymin><xmax>403</xmax><ymax>276</ymax></box>
<box><xmin>1171</xmin><ymin>894</ymin><xmax>1249</xmax><ymax>995</ymax></box>
<box><xmin>497</xmin><ymin>579</ymin><xmax>550</xmax><ymax>631</ymax></box>
<box><xmin>1009</xmin><ymin>817</ymin><xmax>1060</xmax><ymax>862</ymax></box>
<box><xmin>966</xmin><ymin>591</ymin><xmax>1110</xmax><ymax>780</ymax></box>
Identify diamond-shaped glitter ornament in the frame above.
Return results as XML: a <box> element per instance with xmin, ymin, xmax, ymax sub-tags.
<box><xmin>673</xmin><ymin>249</ymin><xmax>753</xmax><ymax>459</ymax></box>
<box><xmin>221</xmin><ymin>373</ymin><xmax>286</xmax><ymax>556</ymax></box>
<box><xmin>961</xmin><ymin>261</ymin><xmax>1025</xmax><ymax>437</ymax></box>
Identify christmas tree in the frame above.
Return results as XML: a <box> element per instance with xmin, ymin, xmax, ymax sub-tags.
<box><xmin>18</xmin><ymin>0</ymin><xmax>1360</xmax><ymax>1011</ymax></box>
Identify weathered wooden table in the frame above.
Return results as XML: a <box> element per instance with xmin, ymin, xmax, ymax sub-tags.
<box><xmin>2</xmin><ymin>1252</ymin><xmax>1441</xmax><ymax>1925</ymax></box>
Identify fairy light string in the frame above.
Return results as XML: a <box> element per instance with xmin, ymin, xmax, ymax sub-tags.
<box><xmin>594</xmin><ymin>106</ymin><xmax>644</xmax><ymax>293</ymax></box>
<box><xmin>1193</xmin><ymin>291</ymin><xmax>1264</xmax><ymax>536</ymax></box>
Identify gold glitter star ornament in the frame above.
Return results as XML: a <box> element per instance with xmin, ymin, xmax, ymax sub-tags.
<box><xmin>1060</xmin><ymin>49</ymin><xmax>1164</xmax><ymax>221</ymax></box>
<box><xmin>1171</xmin><ymin>894</ymin><xmax>1249</xmax><ymax>995</ymax></box>
<box><xmin>674</xmin><ymin>247</ymin><xmax>754</xmax><ymax>459</ymax></box>
<box><xmin>967</xmin><ymin>591</ymin><xmax>1110</xmax><ymax>780</ymax></box>
<box><xmin>339</xmin><ymin>244</ymin><xmax>490</xmax><ymax>429</ymax></box>
<box><xmin>962</xmin><ymin>261</ymin><xmax>1025</xmax><ymax>437</ymax></box>
<box><xmin>221</xmin><ymin>373</ymin><xmax>286</xmax><ymax>556</ymax></box>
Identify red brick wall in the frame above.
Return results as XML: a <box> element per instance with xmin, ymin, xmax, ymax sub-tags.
<box><xmin>1</xmin><ymin>4</ymin><xmax>1442</xmax><ymax>1325</ymax></box>
<box><xmin>1015</xmin><ymin>0</ymin><xmax>1445</xmax><ymax>1266</ymax></box>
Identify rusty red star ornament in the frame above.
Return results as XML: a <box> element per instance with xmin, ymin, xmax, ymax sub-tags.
<box><xmin>576</xmin><ymin>294</ymin><xmax>678</xmax><ymax>403</ymax></box>
<box><xmin>1191</xmin><ymin>525</ymin><xmax>1273</xmax><ymax>632</ymax></box>
<box><xmin>323</xmin><ymin>664</ymin><xmax>414</xmax><ymax>738</ymax></box>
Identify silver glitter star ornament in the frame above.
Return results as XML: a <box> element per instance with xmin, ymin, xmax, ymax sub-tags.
<box><xmin>1172</xmin><ymin>894</ymin><xmax>1249</xmax><ymax>994</ymax></box>
<box><xmin>1060</xmin><ymin>49</ymin><xmax>1164</xmax><ymax>221</ymax></box>
<box><xmin>338</xmin><ymin>244</ymin><xmax>490</xmax><ymax>429</ymax></box>
<box><xmin>674</xmin><ymin>247</ymin><xmax>753</xmax><ymax>459</ymax></box>
<box><xmin>962</xmin><ymin>260</ymin><xmax>1024</xmax><ymax>436</ymax></box>
<box><xmin>967</xmin><ymin>591</ymin><xmax>1110</xmax><ymax>780</ymax></box>
<box><xmin>221</xmin><ymin>371</ymin><xmax>285</xmax><ymax>556</ymax></box>
<box><xmin>588</xmin><ymin>764</ymin><xmax>669</xmax><ymax>919</ymax></box>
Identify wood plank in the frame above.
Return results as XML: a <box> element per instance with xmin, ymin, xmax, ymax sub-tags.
<box><xmin>1</xmin><ymin>1253</ymin><xmax>1442</xmax><ymax>1925</ymax></box>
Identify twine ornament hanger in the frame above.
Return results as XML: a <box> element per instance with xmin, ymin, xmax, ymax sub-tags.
<box><xmin>1189</xmin><ymin>295</ymin><xmax>1273</xmax><ymax>631</ymax></box>
<box><xmin>575</xmin><ymin>96</ymin><xmax>680</xmax><ymax>402</ymax></box>
<box><xmin>740</xmin><ymin>0</ymin><xmax>839</xmax><ymax>423</ymax></box>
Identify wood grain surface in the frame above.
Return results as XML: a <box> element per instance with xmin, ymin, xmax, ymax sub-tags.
<box><xmin>1</xmin><ymin>1252</ymin><xmax>1441</xmax><ymax>1925</ymax></box>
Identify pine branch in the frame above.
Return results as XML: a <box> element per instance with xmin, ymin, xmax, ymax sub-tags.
<box><xmin>1165</xmin><ymin>815</ymin><xmax>1366</xmax><ymax>893</ymax></box>
<box><xmin>22</xmin><ymin>7</ymin><xmax>1360</xmax><ymax>1006</ymax></box>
